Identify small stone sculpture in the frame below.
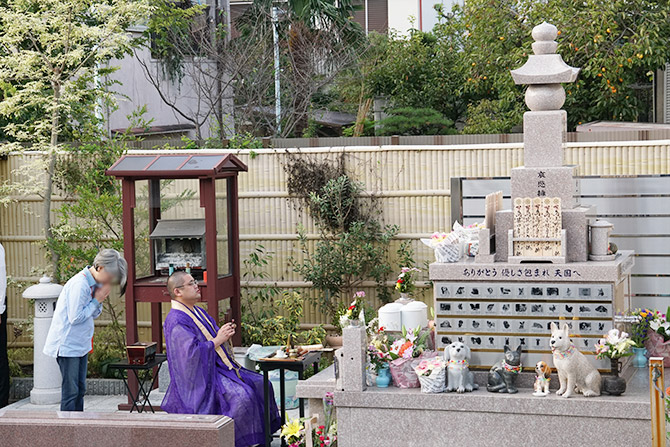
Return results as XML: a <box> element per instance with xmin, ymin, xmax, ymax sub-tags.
<box><xmin>532</xmin><ymin>361</ymin><xmax>551</xmax><ymax>396</ymax></box>
<box><xmin>487</xmin><ymin>345</ymin><xmax>523</xmax><ymax>393</ymax></box>
<box><xmin>550</xmin><ymin>322</ymin><xmax>601</xmax><ymax>397</ymax></box>
<box><xmin>443</xmin><ymin>342</ymin><xmax>479</xmax><ymax>393</ymax></box>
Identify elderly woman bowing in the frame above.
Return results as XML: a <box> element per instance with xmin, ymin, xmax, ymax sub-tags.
<box><xmin>44</xmin><ymin>249</ymin><xmax>127</xmax><ymax>411</ymax></box>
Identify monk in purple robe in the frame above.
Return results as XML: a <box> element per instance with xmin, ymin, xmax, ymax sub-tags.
<box><xmin>162</xmin><ymin>271</ymin><xmax>280</xmax><ymax>447</ymax></box>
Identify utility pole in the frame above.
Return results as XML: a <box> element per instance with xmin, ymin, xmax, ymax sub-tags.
<box><xmin>272</xmin><ymin>5</ymin><xmax>281</xmax><ymax>136</ymax></box>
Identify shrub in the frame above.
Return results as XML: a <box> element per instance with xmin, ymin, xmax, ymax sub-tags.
<box><xmin>377</xmin><ymin>107</ymin><xmax>456</xmax><ymax>136</ymax></box>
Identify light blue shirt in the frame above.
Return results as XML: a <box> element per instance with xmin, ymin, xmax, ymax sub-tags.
<box><xmin>43</xmin><ymin>267</ymin><xmax>103</xmax><ymax>358</ymax></box>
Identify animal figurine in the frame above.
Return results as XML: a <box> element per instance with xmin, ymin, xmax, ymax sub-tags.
<box><xmin>487</xmin><ymin>345</ymin><xmax>523</xmax><ymax>393</ymax></box>
<box><xmin>443</xmin><ymin>342</ymin><xmax>479</xmax><ymax>393</ymax></box>
<box><xmin>532</xmin><ymin>361</ymin><xmax>551</xmax><ymax>396</ymax></box>
<box><xmin>550</xmin><ymin>322</ymin><xmax>601</xmax><ymax>398</ymax></box>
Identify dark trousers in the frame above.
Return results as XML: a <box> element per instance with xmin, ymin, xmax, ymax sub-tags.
<box><xmin>56</xmin><ymin>354</ymin><xmax>88</xmax><ymax>411</ymax></box>
<box><xmin>0</xmin><ymin>309</ymin><xmax>8</xmax><ymax>408</ymax></box>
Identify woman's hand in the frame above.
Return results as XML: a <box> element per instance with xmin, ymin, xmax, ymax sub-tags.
<box><xmin>94</xmin><ymin>284</ymin><xmax>111</xmax><ymax>304</ymax></box>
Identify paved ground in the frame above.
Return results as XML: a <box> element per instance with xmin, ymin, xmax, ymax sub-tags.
<box><xmin>5</xmin><ymin>391</ymin><xmax>304</xmax><ymax>446</ymax></box>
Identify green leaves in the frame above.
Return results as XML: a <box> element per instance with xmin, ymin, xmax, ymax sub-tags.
<box><xmin>377</xmin><ymin>107</ymin><xmax>456</xmax><ymax>136</ymax></box>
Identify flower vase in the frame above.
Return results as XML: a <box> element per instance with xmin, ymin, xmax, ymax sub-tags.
<box><xmin>644</xmin><ymin>330</ymin><xmax>670</xmax><ymax>367</ymax></box>
<box><xmin>602</xmin><ymin>359</ymin><xmax>626</xmax><ymax>396</ymax></box>
<box><xmin>632</xmin><ymin>346</ymin><xmax>648</xmax><ymax>368</ymax></box>
<box><xmin>376</xmin><ymin>364</ymin><xmax>391</xmax><ymax>388</ymax></box>
<box><xmin>346</xmin><ymin>318</ymin><xmax>362</xmax><ymax>328</ymax></box>
<box><xmin>397</xmin><ymin>293</ymin><xmax>412</xmax><ymax>305</ymax></box>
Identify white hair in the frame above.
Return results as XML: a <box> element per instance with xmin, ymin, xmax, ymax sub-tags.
<box><xmin>93</xmin><ymin>249</ymin><xmax>128</xmax><ymax>295</ymax></box>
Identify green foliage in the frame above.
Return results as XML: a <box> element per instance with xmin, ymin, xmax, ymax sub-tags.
<box><xmin>302</xmin><ymin>355</ymin><xmax>334</xmax><ymax>380</ymax></box>
<box><xmin>361</xmin><ymin>30</ymin><xmax>466</xmax><ymax>123</ymax></box>
<box><xmin>377</xmin><ymin>107</ymin><xmax>456</xmax><ymax>136</ymax></box>
<box><xmin>7</xmin><ymin>348</ymin><xmax>31</xmax><ymax>378</ymax></box>
<box><xmin>49</xmin><ymin>140</ymin><xmax>126</xmax><ymax>282</ymax></box>
<box><xmin>461</xmin><ymin>99</ymin><xmax>524</xmax><ymax>135</ymax></box>
<box><xmin>287</xmin><ymin>158</ymin><xmax>398</xmax><ymax>323</ymax></box>
<box><xmin>440</xmin><ymin>0</ymin><xmax>670</xmax><ymax>130</ymax></box>
<box><xmin>228</xmin><ymin>132</ymin><xmax>264</xmax><ymax>150</ymax></box>
<box><xmin>88</xmin><ymin>301</ymin><xmax>127</xmax><ymax>379</ymax></box>
<box><xmin>241</xmin><ymin>291</ymin><xmax>326</xmax><ymax>347</ymax></box>
<box><xmin>0</xmin><ymin>0</ymin><xmax>150</xmax><ymax>145</ymax></box>
<box><xmin>342</xmin><ymin>119</ymin><xmax>375</xmax><ymax>137</ymax></box>
<box><xmin>146</xmin><ymin>0</ymin><xmax>211</xmax><ymax>84</ymax></box>
<box><xmin>240</xmin><ymin>245</ymin><xmax>325</xmax><ymax>347</ymax></box>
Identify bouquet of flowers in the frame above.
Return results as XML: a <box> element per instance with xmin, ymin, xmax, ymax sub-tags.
<box><xmin>395</xmin><ymin>267</ymin><xmax>421</xmax><ymax>295</ymax></box>
<box><xmin>630</xmin><ymin>308</ymin><xmax>656</xmax><ymax>346</ymax></box>
<box><xmin>420</xmin><ymin>222</ymin><xmax>482</xmax><ymax>263</ymax></box>
<box><xmin>642</xmin><ymin>307</ymin><xmax>670</xmax><ymax>366</ymax></box>
<box><xmin>413</xmin><ymin>356</ymin><xmax>447</xmax><ymax>393</ymax></box>
<box><xmin>595</xmin><ymin>329</ymin><xmax>635</xmax><ymax>360</ymax></box>
<box><xmin>280</xmin><ymin>393</ymin><xmax>338</xmax><ymax>447</ymax></box>
<box><xmin>281</xmin><ymin>418</ymin><xmax>306</xmax><ymax>447</ymax></box>
<box><xmin>388</xmin><ymin>325</ymin><xmax>435</xmax><ymax>388</ymax></box>
<box><xmin>338</xmin><ymin>291</ymin><xmax>366</xmax><ymax>328</ymax></box>
<box><xmin>318</xmin><ymin>392</ymin><xmax>337</xmax><ymax>447</ymax></box>
<box><xmin>648</xmin><ymin>308</ymin><xmax>670</xmax><ymax>342</ymax></box>
<box><xmin>367</xmin><ymin>326</ymin><xmax>391</xmax><ymax>371</ymax></box>
<box><xmin>388</xmin><ymin>326</ymin><xmax>430</xmax><ymax>360</ymax></box>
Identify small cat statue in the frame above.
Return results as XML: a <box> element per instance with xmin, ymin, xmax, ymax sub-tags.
<box><xmin>487</xmin><ymin>345</ymin><xmax>523</xmax><ymax>394</ymax></box>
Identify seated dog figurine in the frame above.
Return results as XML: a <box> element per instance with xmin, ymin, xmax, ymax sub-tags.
<box><xmin>487</xmin><ymin>345</ymin><xmax>523</xmax><ymax>393</ymax></box>
<box><xmin>443</xmin><ymin>342</ymin><xmax>479</xmax><ymax>393</ymax></box>
<box><xmin>532</xmin><ymin>361</ymin><xmax>551</xmax><ymax>397</ymax></box>
<box><xmin>550</xmin><ymin>322</ymin><xmax>601</xmax><ymax>398</ymax></box>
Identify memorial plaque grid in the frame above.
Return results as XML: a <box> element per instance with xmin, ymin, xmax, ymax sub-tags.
<box><xmin>434</xmin><ymin>282</ymin><xmax>614</xmax><ymax>363</ymax></box>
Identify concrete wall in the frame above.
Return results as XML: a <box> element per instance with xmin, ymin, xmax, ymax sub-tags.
<box><xmin>104</xmin><ymin>18</ymin><xmax>234</xmax><ymax>139</ymax></box>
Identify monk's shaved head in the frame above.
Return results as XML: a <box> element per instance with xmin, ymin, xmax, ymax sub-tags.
<box><xmin>167</xmin><ymin>271</ymin><xmax>190</xmax><ymax>298</ymax></box>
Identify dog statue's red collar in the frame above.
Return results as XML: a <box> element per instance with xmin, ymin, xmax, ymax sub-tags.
<box><xmin>502</xmin><ymin>360</ymin><xmax>521</xmax><ymax>373</ymax></box>
<box><xmin>552</xmin><ymin>343</ymin><xmax>576</xmax><ymax>360</ymax></box>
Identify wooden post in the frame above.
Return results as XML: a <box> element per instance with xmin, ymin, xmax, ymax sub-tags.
<box><xmin>649</xmin><ymin>357</ymin><xmax>666</xmax><ymax>447</ymax></box>
<box><xmin>303</xmin><ymin>414</ymin><xmax>319</xmax><ymax>447</ymax></box>
<box><xmin>229</xmin><ymin>176</ymin><xmax>242</xmax><ymax>346</ymax></box>
<box><xmin>200</xmin><ymin>178</ymin><xmax>219</xmax><ymax>321</ymax></box>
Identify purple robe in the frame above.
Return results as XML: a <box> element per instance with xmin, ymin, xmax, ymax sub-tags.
<box><xmin>162</xmin><ymin>306</ymin><xmax>281</xmax><ymax>447</ymax></box>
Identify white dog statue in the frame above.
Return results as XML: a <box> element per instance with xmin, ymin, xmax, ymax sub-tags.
<box><xmin>550</xmin><ymin>322</ymin><xmax>601</xmax><ymax>398</ymax></box>
<box><xmin>443</xmin><ymin>342</ymin><xmax>479</xmax><ymax>393</ymax></box>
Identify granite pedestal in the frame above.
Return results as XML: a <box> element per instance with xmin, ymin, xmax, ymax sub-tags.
<box><xmin>0</xmin><ymin>410</ymin><xmax>234</xmax><ymax>447</ymax></box>
<box><xmin>431</xmin><ymin>251</ymin><xmax>634</xmax><ymax>371</ymax></box>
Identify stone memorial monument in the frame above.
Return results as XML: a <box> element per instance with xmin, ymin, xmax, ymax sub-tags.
<box><xmin>430</xmin><ymin>22</ymin><xmax>634</xmax><ymax>372</ymax></box>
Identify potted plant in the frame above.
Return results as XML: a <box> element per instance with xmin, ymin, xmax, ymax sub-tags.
<box><xmin>645</xmin><ymin>308</ymin><xmax>670</xmax><ymax>367</ymax></box>
<box><xmin>387</xmin><ymin>325</ymin><xmax>435</xmax><ymax>388</ymax></box>
<box><xmin>595</xmin><ymin>329</ymin><xmax>635</xmax><ymax>395</ymax></box>
<box><xmin>395</xmin><ymin>267</ymin><xmax>421</xmax><ymax>301</ymax></box>
<box><xmin>630</xmin><ymin>309</ymin><xmax>655</xmax><ymax>367</ymax></box>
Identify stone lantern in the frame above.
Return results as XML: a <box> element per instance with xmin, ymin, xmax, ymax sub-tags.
<box><xmin>23</xmin><ymin>276</ymin><xmax>63</xmax><ymax>404</ymax></box>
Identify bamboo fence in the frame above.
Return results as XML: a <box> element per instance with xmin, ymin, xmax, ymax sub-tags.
<box><xmin>2</xmin><ymin>139</ymin><xmax>670</xmax><ymax>345</ymax></box>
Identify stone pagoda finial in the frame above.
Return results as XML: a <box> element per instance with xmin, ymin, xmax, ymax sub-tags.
<box><xmin>511</xmin><ymin>22</ymin><xmax>580</xmax><ymax>111</ymax></box>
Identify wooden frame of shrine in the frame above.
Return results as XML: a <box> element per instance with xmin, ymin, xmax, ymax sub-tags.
<box><xmin>106</xmin><ymin>153</ymin><xmax>247</xmax><ymax>350</ymax></box>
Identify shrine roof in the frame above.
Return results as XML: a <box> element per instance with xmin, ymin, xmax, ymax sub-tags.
<box><xmin>106</xmin><ymin>153</ymin><xmax>247</xmax><ymax>179</ymax></box>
